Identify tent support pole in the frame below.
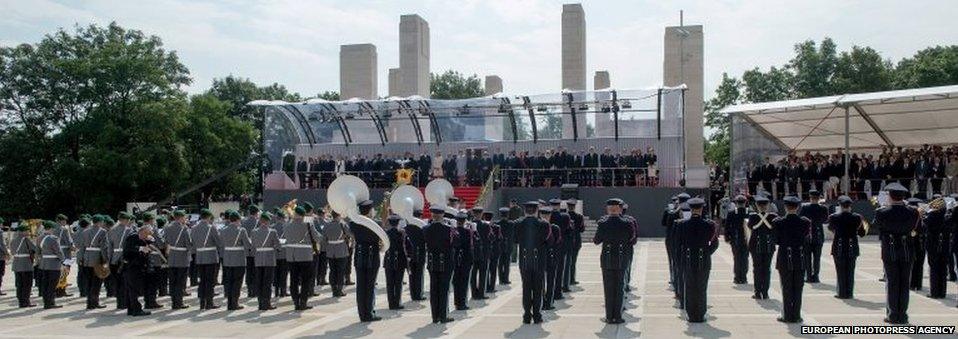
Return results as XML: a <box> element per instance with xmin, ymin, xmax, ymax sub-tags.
<box><xmin>843</xmin><ymin>106</ymin><xmax>850</xmax><ymax>195</ymax></box>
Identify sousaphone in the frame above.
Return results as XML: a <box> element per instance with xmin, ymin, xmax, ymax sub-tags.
<box><xmin>327</xmin><ymin>175</ymin><xmax>390</xmax><ymax>253</ymax></box>
<box><xmin>390</xmin><ymin>185</ymin><xmax>427</xmax><ymax>227</ymax></box>
<box><xmin>425</xmin><ymin>178</ymin><xmax>457</xmax><ymax>216</ymax></box>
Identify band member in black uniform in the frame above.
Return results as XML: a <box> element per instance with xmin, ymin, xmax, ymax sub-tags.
<box><xmin>350</xmin><ymin>200</ymin><xmax>382</xmax><ymax>322</ymax></box>
<box><xmin>452</xmin><ymin>211</ymin><xmax>473</xmax><ymax>310</ymax></box>
<box><xmin>383</xmin><ymin>215</ymin><xmax>407</xmax><ymax>310</ymax></box>
<box><xmin>906</xmin><ymin>198</ymin><xmax>926</xmax><ymax>291</ymax></box>
<box><xmin>550</xmin><ymin>199</ymin><xmax>573</xmax><ymax>295</ymax></box>
<box><xmin>425</xmin><ymin>206</ymin><xmax>457</xmax><ymax>323</ymax></box>
<box><xmin>747</xmin><ymin>195</ymin><xmax>777</xmax><ymax>299</ymax></box>
<box><xmin>594</xmin><ymin>198</ymin><xmax>633</xmax><ymax>324</ymax></box>
<box><xmin>773</xmin><ymin>196</ymin><xmax>810</xmax><ymax>323</ymax></box>
<box><xmin>872</xmin><ymin>182</ymin><xmax>919</xmax><ymax>324</ymax></box>
<box><xmin>123</xmin><ymin>226</ymin><xmax>155</xmax><ymax>316</ymax></box>
<box><xmin>622</xmin><ymin>203</ymin><xmax>638</xmax><ymax>292</ymax></box>
<box><xmin>542</xmin><ymin>206</ymin><xmax>563</xmax><ymax>310</ymax></box>
<box><xmin>484</xmin><ymin>211</ymin><xmax>501</xmax><ymax>293</ymax></box>
<box><xmin>799</xmin><ymin>190</ymin><xmax>828</xmax><ymax>283</ymax></box>
<box><xmin>567</xmin><ymin>199</ymin><xmax>585</xmax><ymax>286</ymax></box>
<box><xmin>724</xmin><ymin>195</ymin><xmax>749</xmax><ymax>284</ymax></box>
<box><xmin>678</xmin><ymin>198</ymin><xmax>719</xmax><ymax>323</ymax></box>
<box><xmin>666</xmin><ymin>193</ymin><xmax>690</xmax><ymax>298</ymax></box>
<box><xmin>496</xmin><ymin>207</ymin><xmax>515</xmax><ymax>285</ymax></box>
<box><xmin>470</xmin><ymin>207</ymin><xmax>489</xmax><ymax>300</ymax></box>
<box><xmin>405</xmin><ymin>208</ymin><xmax>427</xmax><ymax>301</ymax></box>
<box><xmin>828</xmin><ymin>195</ymin><xmax>866</xmax><ymax>299</ymax></box>
<box><xmin>923</xmin><ymin>197</ymin><xmax>951</xmax><ymax>299</ymax></box>
<box><xmin>517</xmin><ymin>201</ymin><xmax>550</xmax><ymax>324</ymax></box>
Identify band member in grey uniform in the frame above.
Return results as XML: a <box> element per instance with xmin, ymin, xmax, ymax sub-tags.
<box><xmin>252</xmin><ymin>212</ymin><xmax>281</xmax><ymax>310</ymax></box>
<box><xmin>108</xmin><ymin>212</ymin><xmax>137</xmax><ymax>309</ymax></box>
<box><xmin>11</xmin><ymin>224</ymin><xmax>38</xmax><ymax>308</ymax></box>
<box><xmin>242</xmin><ymin>206</ymin><xmax>260</xmax><ymax>298</ymax></box>
<box><xmin>323</xmin><ymin>211</ymin><xmax>352</xmax><ymax>297</ymax></box>
<box><xmin>872</xmin><ymin>183</ymin><xmax>919</xmax><ymax>324</ymax></box>
<box><xmin>221</xmin><ymin>210</ymin><xmax>252</xmax><ymax>310</ymax></box>
<box><xmin>163</xmin><ymin>210</ymin><xmax>193</xmax><ymax>309</ymax></box>
<box><xmin>53</xmin><ymin>214</ymin><xmax>74</xmax><ymax>297</ymax></box>
<box><xmin>38</xmin><ymin>221</ymin><xmax>64</xmax><ymax>309</ymax></box>
<box><xmin>191</xmin><ymin>209</ymin><xmax>223</xmax><ymax>310</ymax></box>
<box><xmin>272</xmin><ymin>210</ymin><xmax>290</xmax><ymax>298</ymax></box>
<box><xmin>285</xmin><ymin>205</ymin><xmax>323</xmax><ymax>310</ymax></box>
<box><xmin>78</xmin><ymin>215</ymin><xmax>109</xmax><ymax>309</ymax></box>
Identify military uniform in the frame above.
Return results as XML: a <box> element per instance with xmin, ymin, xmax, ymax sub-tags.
<box><xmin>724</xmin><ymin>197</ymin><xmax>750</xmax><ymax>284</ymax></box>
<box><xmin>496</xmin><ymin>208</ymin><xmax>515</xmax><ymax>284</ymax></box>
<box><xmin>272</xmin><ymin>217</ymin><xmax>289</xmax><ymax>297</ymax></box>
<box><xmin>773</xmin><ymin>197</ymin><xmax>811</xmax><ymax>323</ymax></box>
<box><xmin>313</xmin><ymin>217</ymin><xmax>329</xmax><ymax>288</ymax></box>
<box><xmin>37</xmin><ymin>231</ymin><xmax>64</xmax><ymax>309</ymax></box>
<box><xmin>486</xmin><ymin>213</ymin><xmax>501</xmax><ymax>293</ymax></box>
<box><xmin>568</xmin><ymin>205</ymin><xmax>585</xmax><ymax>285</ymax></box>
<box><xmin>594</xmin><ymin>200</ymin><xmax>633</xmax><ymax>324</ymax></box>
<box><xmin>873</xmin><ymin>184</ymin><xmax>920</xmax><ymax>324</ymax></box>
<box><xmin>78</xmin><ymin>225</ymin><xmax>109</xmax><ymax>309</ymax></box>
<box><xmin>516</xmin><ymin>205</ymin><xmax>550</xmax><ymax>324</ymax></box>
<box><xmin>122</xmin><ymin>232</ymin><xmax>151</xmax><ymax>316</ymax></box>
<box><xmin>162</xmin><ymin>219</ymin><xmax>193</xmax><ymax>309</ymax></box>
<box><xmin>747</xmin><ymin>198</ymin><xmax>777</xmax><ymax>299</ymax></box>
<box><xmin>144</xmin><ymin>223</ymin><xmax>166</xmax><ymax>309</ymax></box>
<box><xmin>405</xmin><ymin>219</ymin><xmax>427</xmax><ymax>301</ymax></box>
<box><xmin>543</xmin><ymin>211</ymin><xmax>562</xmax><ymax>310</ymax></box>
<box><xmin>350</xmin><ymin>215</ymin><xmax>382</xmax><ymax>322</ymax></box>
<box><xmin>11</xmin><ymin>232</ymin><xmax>38</xmax><ymax>307</ymax></box>
<box><xmin>383</xmin><ymin>218</ymin><xmax>408</xmax><ymax>310</ymax></box>
<box><xmin>827</xmin><ymin>197</ymin><xmax>865</xmax><ymax>299</ymax></box>
<box><xmin>924</xmin><ymin>206</ymin><xmax>951</xmax><ymax>298</ymax></box>
<box><xmin>241</xmin><ymin>214</ymin><xmax>259</xmax><ymax>297</ymax></box>
<box><xmin>192</xmin><ymin>219</ymin><xmax>223</xmax><ymax>309</ymax></box>
<box><xmin>53</xmin><ymin>221</ymin><xmax>74</xmax><ymax>297</ymax></box>
<box><xmin>907</xmin><ymin>198</ymin><xmax>926</xmax><ymax>291</ymax></box>
<box><xmin>551</xmin><ymin>202</ymin><xmax>573</xmax><ymax>295</ymax></box>
<box><xmin>677</xmin><ymin>199</ymin><xmax>719</xmax><ymax>323</ymax></box>
<box><xmin>108</xmin><ymin>222</ymin><xmax>135</xmax><ymax>309</ymax></box>
<box><xmin>284</xmin><ymin>215</ymin><xmax>323</xmax><ymax>310</ymax></box>
<box><xmin>452</xmin><ymin>215</ymin><xmax>474</xmax><ymax>310</ymax></box>
<box><xmin>220</xmin><ymin>221</ymin><xmax>252</xmax><ymax>310</ymax></box>
<box><xmin>424</xmin><ymin>215</ymin><xmax>457</xmax><ymax>323</ymax></box>
<box><xmin>251</xmin><ymin>218</ymin><xmax>281</xmax><ymax>310</ymax></box>
<box><xmin>798</xmin><ymin>194</ymin><xmax>828</xmax><ymax>283</ymax></box>
<box><xmin>323</xmin><ymin>218</ymin><xmax>352</xmax><ymax>297</ymax></box>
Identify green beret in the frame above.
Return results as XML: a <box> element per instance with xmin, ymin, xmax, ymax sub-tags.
<box><xmin>275</xmin><ymin>210</ymin><xmax>286</xmax><ymax>218</ymax></box>
<box><xmin>248</xmin><ymin>205</ymin><xmax>260</xmax><ymax>214</ymax></box>
<box><xmin>78</xmin><ymin>219</ymin><xmax>90</xmax><ymax>227</ymax></box>
<box><xmin>56</xmin><ymin>214</ymin><xmax>68</xmax><ymax>221</ymax></box>
<box><xmin>118</xmin><ymin>212</ymin><xmax>132</xmax><ymax>220</ymax></box>
<box><xmin>294</xmin><ymin>206</ymin><xmax>306</xmax><ymax>216</ymax></box>
<box><xmin>260</xmin><ymin>212</ymin><xmax>273</xmax><ymax>222</ymax></box>
<box><xmin>172</xmin><ymin>210</ymin><xmax>186</xmax><ymax>218</ymax></box>
<box><xmin>104</xmin><ymin>216</ymin><xmax>115</xmax><ymax>225</ymax></box>
<box><xmin>200</xmin><ymin>209</ymin><xmax>213</xmax><ymax>218</ymax></box>
<box><xmin>79</xmin><ymin>214</ymin><xmax>91</xmax><ymax>220</ymax></box>
<box><xmin>91</xmin><ymin>214</ymin><xmax>104</xmax><ymax>223</ymax></box>
<box><xmin>301</xmin><ymin>202</ymin><xmax>314</xmax><ymax>213</ymax></box>
<box><xmin>42</xmin><ymin>220</ymin><xmax>57</xmax><ymax>230</ymax></box>
<box><xmin>228</xmin><ymin>211</ymin><xmax>241</xmax><ymax>222</ymax></box>
<box><xmin>156</xmin><ymin>217</ymin><xmax>167</xmax><ymax>227</ymax></box>
<box><xmin>141</xmin><ymin>213</ymin><xmax>155</xmax><ymax>221</ymax></box>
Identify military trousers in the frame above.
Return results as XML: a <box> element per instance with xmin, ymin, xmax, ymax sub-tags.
<box><xmin>355</xmin><ymin>261</ymin><xmax>379</xmax><ymax>321</ymax></box>
<box><xmin>39</xmin><ymin>269</ymin><xmax>58</xmax><ymax>308</ymax></box>
<box><xmin>327</xmin><ymin>257</ymin><xmax>348</xmax><ymax>295</ymax></box>
<box><xmin>751</xmin><ymin>251</ymin><xmax>774</xmax><ymax>297</ymax></box>
<box><xmin>428</xmin><ymin>269</ymin><xmax>452</xmax><ymax>322</ymax></box>
<box><xmin>255</xmin><ymin>266</ymin><xmax>275</xmax><ymax>310</ymax></box>
<box><xmin>168</xmin><ymin>267</ymin><xmax>189</xmax><ymax>308</ymax></box>
<box><xmin>144</xmin><ymin>268</ymin><xmax>162</xmax><ymax>307</ymax></box>
<box><xmin>804</xmin><ymin>242</ymin><xmax>823</xmax><ymax>282</ymax></box>
<box><xmin>520</xmin><ymin>267</ymin><xmax>545</xmax><ymax>319</ymax></box>
<box><xmin>82</xmin><ymin>267</ymin><xmax>103</xmax><ymax>308</ymax></box>
<box><xmin>384</xmin><ymin>266</ymin><xmax>405</xmax><ymax>309</ymax></box>
<box><xmin>928</xmin><ymin>253</ymin><xmax>949</xmax><ymax>298</ymax></box>
<box><xmin>471</xmin><ymin>255</ymin><xmax>488</xmax><ymax>299</ymax></box>
<box><xmin>683</xmin><ymin>257</ymin><xmax>711</xmax><ymax>322</ymax></box>
<box><xmin>76</xmin><ymin>262</ymin><xmax>88</xmax><ymax>297</ymax></box>
<box><xmin>883</xmin><ymin>258</ymin><xmax>913</xmax><ymax>323</ymax></box>
<box><xmin>730</xmin><ymin>241</ymin><xmax>749</xmax><ymax>283</ymax></box>
<box><xmin>453</xmin><ymin>263</ymin><xmax>471</xmax><ymax>309</ymax></box>
<box><xmin>274</xmin><ymin>259</ymin><xmax>289</xmax><ymax>297</ymax></box>
<box><xmin>288</xmin><ymin>260</ymin><xmax>316</xmax><ymax>309</ymax></box>
<box><xmin>408</xmin><ymin>262</ymin><xmax>425</xmax><ymax>300</ymax></box>
<box><xmin>110</xmin><ymin>264</ymin><xmax>127</xmax><ymax>308</ymax></box>
<box><xmin>833</xmin><ymin>255</ymin><xmax>857</xmax><ymax>298</ymax></box>
<box><xmin>601</xmin><ymin>268</ymin><xmax>625</xmax><ymax>322</ymax></box>
<box><xmin>487</xmin><ymin>250</ymin><xmax>500</xmax><ymax>292</ymax></box>
<box><xmin>15</xmin><ymin>271</ymin><xmax>33</xmax><ymax>307</ymax></box>
<box><xmin>123</xmin><ymin>268</ymin><xmax>145</xmax><ymax>315</ymax></box>
<box><xmin>245</xmin><ymin>257</ymin><xmax>257</xmax><ymax>297</ymax></box>
<box><xmin>910</xmin><ymin>244</ymin><xmax>926</xmax><ymax>290</ymax></box>
<box><xmin>196</xmin><ymin>264</ymin><xmax>218</xmax><ymax>309</ymax></box>
<box><xmin>222</xmin><ymin>266</ymin><xmax>245</xmax><ymax>309</ymax></box>
<box><xmin>499</xmin><ymin>241</ymin><xmax>514</xmax><ymax>283</ymax></box>
<box><xmin>778</xmin><ymin>268</ymin><xmax>805</xmax><ymax>322</ymax></box>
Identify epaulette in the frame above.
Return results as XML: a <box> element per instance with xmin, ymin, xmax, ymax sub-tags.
<box><xmin>597</xmin><ymin>215</ymin><xmax>609</xmax><ymax>223</ymax></box>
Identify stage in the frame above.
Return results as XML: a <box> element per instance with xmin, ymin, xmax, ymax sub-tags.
<box><xmin>0</xmin><ymin>238</ymin><xmax>955</xmax><ymax>338</ymax></box>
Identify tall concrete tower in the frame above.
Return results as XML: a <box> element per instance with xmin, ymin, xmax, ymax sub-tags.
<box><xmin>484</xmin><ymin>75</ymin><xmax>504</xmax><ymax>140</ymax></box>
<box><xmin>391</xmin><ymin>14</ymin><xmax>431</xmax><ymax>142</ymax></box>
<box><xmin>388</xmin><ymin>68</ymin><xmax>401</xmax><ymax>97</ymax></box>
<box><xmin>338</xmin><ymin>44</ymin><xmax>378</xmax><ymax>143</ymax></box>
<box><xmin>664</xmin><ymin>25</ymin><xmax>706</xmax><ymax>184</ymax></box>
<box><xmin>561</xmin><ymin>4</ymin><xmax>587</xmax><ymax>139</ymax></box>
<box><xmin>593</xmin><ymin>71</ymin><xmax>611</xmax><ymax>137</ymax></box>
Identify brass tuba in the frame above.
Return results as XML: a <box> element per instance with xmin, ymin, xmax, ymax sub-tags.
<box><xmin>425</xmin><ymin>178</ymin><xmax>457</xmax><ymax>216</ymax></box>
<box><xmin>391</xmin><ymin>185</ymin><xmax>427</xmax><ymax>227</ymax></box>
<box><xmin>327</xmin><ymin>175</ymin><xmax>390</xmax><ymax>253</ymax></box>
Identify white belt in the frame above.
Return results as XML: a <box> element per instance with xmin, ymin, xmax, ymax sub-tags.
<box><xmin>285</xmin><ymin>244</ymin><xmax>312</xmax><ymax>248</ymax></box>
<box><xmin>256</xmin><ymin>248</ymin><xmax>274</xmax><ymax>252</ymax></box>
<box><xmin>224</xmin><ymin>247</ymin><xmax>244</xmax><ymax>251</ymax></box>
<box><xmin>42</xmin><ymin>255</ymin><xmax>59</xmax><ymax>259</ymax></box>
<box><xmin>113</xmin><ymin>249</ymin><xmax>123</xmax><ymax>252</ymax></box>
<box><xmin>60</xmin><ymin>246</ymin><xmax>71</xmax><ymax>249</ymax></box>
<box><xmin>169</xmin><ymin>246</ymin><xmax>188</xmax><ymax>251</ymax></box>
<box><xmin>196</xmin><ymin>247</ymin><xmax>216</xmax><ymax>252</ymax></box>
<box><xmin>14</xmin><ymin>254</ymin><xmax>30</xmax><ymax>258</ymax></box>
<box><xmin>85</xmin><ymin>247</ymin><xmax>101</xmax><ymax>251</ymax></box>
<box><xmin>327</xmin><ymin>240</ymin><xmax>345</xmax><ymax>244</ymax></box>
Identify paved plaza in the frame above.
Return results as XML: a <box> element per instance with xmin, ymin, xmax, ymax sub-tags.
<box><xmin>0</xmin><ymin>238</ymin><xmax>955</xmax><ymax>338</ymax></box>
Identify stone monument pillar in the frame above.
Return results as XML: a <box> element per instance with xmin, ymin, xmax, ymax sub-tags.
<box><xmin>593</xmin><ymin>71</ymin><xmax>611</xmax><ymax>137</ymax></box>
<box><xmin>664</xmin><ymin>24</ymin><xmax>706</xmax><ymax>186</ymax></box>
<box><xmin>337</xmin><ymin>44</ymin><xmax>378</xmax><ymax>144</ymax></box>
<box><xmin>561</xmin><ymin>4</ymin><xmax>587</xmax><ymax>140</ymax></box>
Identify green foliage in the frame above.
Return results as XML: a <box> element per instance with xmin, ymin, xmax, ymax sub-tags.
<box><xmin>704</xmin><ymin>38</ymin><xmax>958</xmax><ymax>168</ymax></box>
<box><xmin>316</xmin><ymin>91</ymin><xmax>340</xmax><ymax>101</ymax></box>
<box><xmin>430</xmin><ymin>70</ymin><xmax>483</xmax><ymax>99</ymax></box>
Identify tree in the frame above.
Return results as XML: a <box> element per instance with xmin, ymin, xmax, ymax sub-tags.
<box><xmin>316</xmin><ymin>91</ymin><xmax>340</xmax><ymax>101</ymax></box>
<box><xmin>832</xmin><ymin>46</ymin><xmax>895</xmax><ymax>94</ymax></box>
<box><xmin>180</xmin><ymin>94</ymin><xmax>257</xmax><ymax>200</ymax></box>
<box><xmin>703</xmin><ymin>73</ymin><xmax>741</xmax><ymax>167</ymax></box>
<box><xmin>895</xmin><ymin>46</ymin><xmax>958</xmax><ymax>88</ymax></box>
<box><xmin>430</xmin><ymin>70</ymin><xmax>483</xmax><ymax>99</ymax></box>
<box><xmin>788</xmin><ymin>38</ymin><xmax>838</xmax><ymax>98</ymax></box>
<box><xmin>206</xmin><ymin>75</ymin><xmax>301</xmax><ymax>128</ymax></box>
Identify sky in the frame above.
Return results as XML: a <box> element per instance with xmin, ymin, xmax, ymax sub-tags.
<box><xmin>2</xmin><ymin>0</ymin><xmax>957</xmax><ymax>100</ymax></box>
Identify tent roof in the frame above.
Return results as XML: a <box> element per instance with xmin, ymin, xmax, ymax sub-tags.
<box><xmin>720</xmin><ymin>85</ymin><xmax>958</xmax><ymax>151</ymax></box>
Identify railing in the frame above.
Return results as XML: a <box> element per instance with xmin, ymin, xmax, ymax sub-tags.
<box><xmin>739</xmin><ymin>176</ymin><xmax>958</xmax><ymax>200</ymax></box>
<box><xmin>473</xmin><ymin>165</ymin><xmax>500</xmax><ymax>210</ymax></box>
<box><xmin>286</xmin><ymin>169</ymin><xmax>422</xmax><ymax>189</ymax></box>
<box><xmin>498</xmin><ymin>166</ymin><xmax>682</xmax><ymax>188</ymax></box>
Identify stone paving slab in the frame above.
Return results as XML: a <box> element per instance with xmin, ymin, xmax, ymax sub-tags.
<box><xmin>0</xmin><ymin>239</ymin><xmax>955</xmax><ymax>338</ymax></box>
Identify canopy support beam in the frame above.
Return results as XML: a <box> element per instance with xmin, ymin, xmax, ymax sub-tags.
<box><xmin>738</xmin><ymin>113</ymin><xmax>790</xmax><ymax>150</ymax></box>
<box><xmin>851</xmin><ymin>104</ymin><xmax>894</xmax><ymax>148</ymax></box>
<box><xmin>842</xmin><ymin>106</ymin><xmax>850</xmax><ymax>194</ymax></box>
<box><xmin>522</xmin><ymin>96</ymin><xmax>538</xmax><ymax>143</ymax></box>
